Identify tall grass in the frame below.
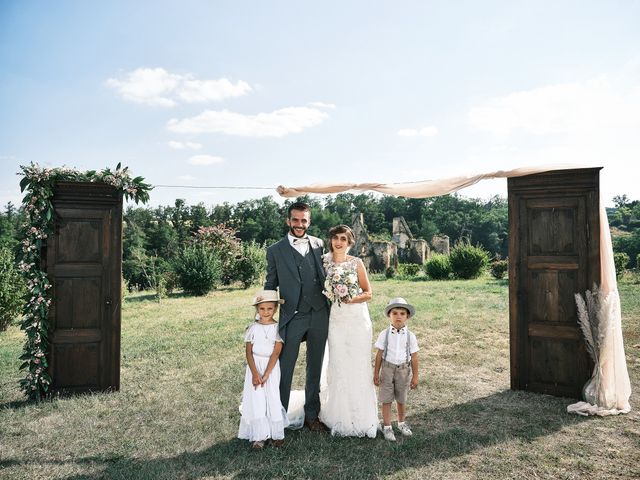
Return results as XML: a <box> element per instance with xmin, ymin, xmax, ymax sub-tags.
<box><xmin>1</xmin><ymin>278</ymin><xmax>638</xmax><ymax>479</ymax></box>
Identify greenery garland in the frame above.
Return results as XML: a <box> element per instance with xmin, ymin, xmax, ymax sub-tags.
<box><xmin>18</xmin><ymin>162</ymin><xmax>151</xmax><ymax>400</ymax></box>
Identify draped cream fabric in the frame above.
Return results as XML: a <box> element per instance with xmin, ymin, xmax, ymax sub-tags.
<box><xmin>277</xmin><ymin>165</ymin><xmax>631</xmax><ymax>416</ymax></box>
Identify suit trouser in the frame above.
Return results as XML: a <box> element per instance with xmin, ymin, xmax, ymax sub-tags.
<box><xmin>279</xmin><ymin>307</ymin><xmax>329</xmax><ymax>420</ymax></box>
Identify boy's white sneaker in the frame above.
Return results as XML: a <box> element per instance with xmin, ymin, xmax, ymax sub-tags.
<box><xmin>383</xmin><ymin>426</ymin><xmax>396</xmax><ymax>442</ymax></box>
<box><xmin>397</xmin><ymin>422</ymin><xmax>412</xmax><ymax>436</ymax></box>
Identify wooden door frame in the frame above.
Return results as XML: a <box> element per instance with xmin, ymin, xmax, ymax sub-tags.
<box><xmin>508</xmin><ymin>168</ymin><xmax>600</xmax><ymax>397</ymax></box>
<box><xmin>48</xmin><ymin>181</ymin><xmax>123</xmax><ymax>393</ymax></box>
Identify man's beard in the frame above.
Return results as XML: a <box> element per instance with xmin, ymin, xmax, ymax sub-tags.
<box><xmin>290</xmin><ymin>226</ymin><xmax>307</xmax><ymax>238</ymax></box>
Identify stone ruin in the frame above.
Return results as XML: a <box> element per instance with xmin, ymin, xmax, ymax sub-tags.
<box><xmin>350</xmin><ymin>213</ymin><xmax>397</xmax><ymax>273</ymax></box>
<box><xmin>349</xmin><ymin>213</ymin><xmax>449</xmax><ymax>272</ymax></box>
<box><xmin>431</xmin><ymin>234</ymin><xmax>450</xmax><ymax>255</ymax></box>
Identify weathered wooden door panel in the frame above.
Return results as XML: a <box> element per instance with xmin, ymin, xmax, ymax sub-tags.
<box><xmin>47</xmin><ymin>183</ymin><xmax>122</xmax><ymax>393</ymax></box>
<box><xmin>509</xmin><ymin>168</ymin><xmax>600</xmax><ymax>399</ymax></box>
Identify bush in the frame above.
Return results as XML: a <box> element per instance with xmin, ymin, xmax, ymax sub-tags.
<box><xmin>191</xmin><ymin>225</ymin><xmax>241</xmax><ymax>285</ymax></box>
<box><xmin>449</xmin><ymin>240</ymin><xmax>489</xmax><ymax>279</ymax></box>
<box><xmin>385</xmin><ymin>266</ymin><xmax>397</xmax><ymax>279</ymax></box>
<box><xmin>490</xmin><ymin>259</ymin><xmax>509</xmax><ymax>280</ymax></box>
<box><xmin>0</xmin><ymin>246</ymin><xmax>26</xmax><ymax>332</ymax></box>
<box><xmin>397</xmin><ymin>263</ymin><xmax>421</xmax><ymax>277</ymax></box>
<box><xmin>234</xmin><ymin>241</ymin><xmax>267</xmax><ymax>289</ymax></box>
<box><xmin>162</xmin><ymin>270</ymin><xmax>179</xmax><ymax>294</ymax></box>
<box><xmin>174</xmin><ymin>245</ymin><xmax>222</xmax><ymax>296</ymax></box>
<box><xmin>425</xmin><ymin>254</ymin><xmax>452</xmax><ymax>280</ymax></box>
<box><xmin>614</xmin><ymin>252</ymin><xmax>630</xmax><ymax>278</ymax></box>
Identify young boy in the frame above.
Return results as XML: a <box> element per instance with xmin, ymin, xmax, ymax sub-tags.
<box><xmin>373</xmin><ymin>297</ymin><xmax>419</xmax><ymax>441</ymax></box>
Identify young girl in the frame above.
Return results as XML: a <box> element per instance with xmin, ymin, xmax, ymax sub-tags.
<box><xmin>238</xmin><ymin>290</ymin><xmax>289</xmax><ymax>449</ymax></box>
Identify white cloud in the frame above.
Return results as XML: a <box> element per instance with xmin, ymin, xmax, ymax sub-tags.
<box><xmin>187</xmin><ymin>155</ymin><xmax>224</xmax><ymax>166</ymax></box>
<box><xmin>468</xmin><ymin>75</ymin><xmax>640</xmax><ymax>136</ymax></box>
<box><xmin>309</xmin><ymin>102</ymin><xmax>336</xmax><ymax>109</ymax></box>
<box><xmin>465</xmin><ymin>62</ymin><xmax>640</xmax><ymax>203</ymax></box>
<box><xmin>168</xmin><ymin>140</ymin><xmax>202</xmax><ymax>150</ymax></box>
<box><xmin>178</xmin><ymin>77</ymin><xmax>252</xmax><ymax>103</ymax></box>
<box><xmin>177</xmin><ymin>175</ymin><xmax>196</xmax><ymax>181</ymax></box>
<box><xmin>106</xmin><ymin>68</ymin><xmax>180</xmax><ymax>106</ymax></box>
<box><xmin>106</xmin><ymin>67</ymin><xmax>252</xmax><ymax>106</ymax></box>
<box><xmin>167</xmin><ymin>106</ymin><xmax>329</xmax><ymax>137</ymax></box>
<box><xmin>397</xmin><ymin>126</ymin><xmax>439</xmax><ymax>137</ymax></box>
<box><xmin>397</xmin><ymin>129</ymin><xmax>418</xmax><ymax>136</ymax></box>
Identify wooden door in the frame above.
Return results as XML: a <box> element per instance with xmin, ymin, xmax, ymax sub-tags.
<box><xmin>47</xmin><ymin>182</ymin><xmax>122</xmax><ymax>393</ymax></box>
<box><xmin>508</xmin><ymin>168</ymin><xmax>600</xmax><ymax>398</ymax></box>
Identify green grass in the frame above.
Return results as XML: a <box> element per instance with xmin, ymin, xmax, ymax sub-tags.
<box><xmin>1</xmin><ymin>278</ymin><xmax>639</xmax><ymax>479</ymax></box>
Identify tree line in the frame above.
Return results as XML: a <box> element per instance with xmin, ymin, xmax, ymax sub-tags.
<box><xmin>1</xmin><ymin>192</ymin><xmax>639</xmax><ymax>290</ymax></box>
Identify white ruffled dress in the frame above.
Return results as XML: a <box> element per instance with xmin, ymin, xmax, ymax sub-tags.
<box><xmin>238</xmin><ymin>322</ymin><xmax>289</xmax><ymax>441</ymax></box>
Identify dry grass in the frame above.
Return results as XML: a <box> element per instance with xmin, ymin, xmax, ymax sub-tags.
<box><xmin>0</xmin><ymin>278</ymin><xmax>638</xmax><ymax>479</ymax></box>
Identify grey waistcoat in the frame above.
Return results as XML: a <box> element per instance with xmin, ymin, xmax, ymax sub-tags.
<box><xmin>292</xmin><ymin>247</ymin><xmax>326</xmax><ymax>313</ymax></box>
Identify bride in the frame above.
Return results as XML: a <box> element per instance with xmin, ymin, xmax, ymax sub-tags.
<box><xmin>318</xmin><ymin>224</ymin><xmax>379</xmax><ymax>438</ymax></box>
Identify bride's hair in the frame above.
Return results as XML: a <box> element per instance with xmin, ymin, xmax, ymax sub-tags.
<box><xmin>328</xmin><ymin>224</ymin><xmax>355</xmax><ymax>251</ymax></box>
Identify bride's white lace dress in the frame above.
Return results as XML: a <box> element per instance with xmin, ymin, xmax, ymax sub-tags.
<box><xmin>318</xmin><ymin>255</ymin><xmax>379</xmax><ymax>437</ymax></box>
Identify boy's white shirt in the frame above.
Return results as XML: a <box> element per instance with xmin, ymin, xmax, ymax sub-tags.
<box><xmin>374</xmin><ymin>326</ymin><xmax>419</xmax><ymax>365</ymax></box>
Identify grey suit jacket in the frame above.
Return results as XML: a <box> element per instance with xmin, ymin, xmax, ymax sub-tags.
<box><xmin>264</xmin><ymin>235</ymin><xmax>328</xmax><ymax>328</ymax></box>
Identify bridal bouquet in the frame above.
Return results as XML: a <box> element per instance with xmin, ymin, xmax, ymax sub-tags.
<box><xmin>323</xmin><ymin>258</ymin><xmax>360</xmax><ymax>306</ymax></box>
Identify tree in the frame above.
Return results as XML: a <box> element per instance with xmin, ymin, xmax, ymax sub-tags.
<box><xmin>613</xmin><ymin>194</ymin><xmax>630</xmax><ymax>208</ymax></box>
<box><xmin>0</xmin><ymin>245</ymin><xmax>26</xmax><ymax>331</ymax></box>
<box><xmin>234</xmin><ymin>197</ymin><xmax>283</xmax><ymax>245</ymax></box>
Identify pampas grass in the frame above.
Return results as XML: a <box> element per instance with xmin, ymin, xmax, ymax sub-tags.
<box><xmin>574</xmin><ymin>283</ymin><xmax>604</xmax><ymax>364</ymax></box>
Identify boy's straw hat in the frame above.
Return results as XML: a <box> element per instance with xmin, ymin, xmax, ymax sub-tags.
<box><xmin>251</xmin><ymin>290</ymin><xmax>284</xmax><ymax>306</ymax></box>
<box><xmin>384</xmin><ymin>297</ymin><xmax>415</xmax><ymax>317</ymax></box>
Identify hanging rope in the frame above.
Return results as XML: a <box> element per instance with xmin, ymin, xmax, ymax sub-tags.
<box><xmin>154</xmin><ymin>184</ymin><xmax>273</xmax><ymax>190</ymax></box>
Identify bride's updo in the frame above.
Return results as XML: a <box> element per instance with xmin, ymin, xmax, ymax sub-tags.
<box><xmin>328</xmin><ymin>224</ymin><xmax>355</xmax><ymax>252</ymax></box>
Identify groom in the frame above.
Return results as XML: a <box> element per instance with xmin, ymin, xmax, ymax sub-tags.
<box><xmin>265</xmin><ymin>201</ymin><xmax>330</xmax><ymax>431</ymax></box>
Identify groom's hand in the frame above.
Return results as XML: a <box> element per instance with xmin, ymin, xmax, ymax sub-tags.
<box><xmin>410</xmin><ymin>376</ymin><xmax>418</xmax><ymax>389</ymax></box>
<box><xmin>373</xmin><ymin>374</ymin><xmax>380</xmax><ymax>386</ymax></box>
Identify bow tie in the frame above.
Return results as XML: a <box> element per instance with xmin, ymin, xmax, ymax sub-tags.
<box><xmin>391</xmin><ymin>327</ymin><xmax>405</xmax><ymax>334</ymax></box>
<box><xmin>292</xmin><ymin>237</ymin><xmax>310</xmax><ymax>245</ymax></box>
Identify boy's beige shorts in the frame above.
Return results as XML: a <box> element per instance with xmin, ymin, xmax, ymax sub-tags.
<box><xmin>379</xmin><ymin>360</ymin><xmax>410</xmax><ymax>404</ymax></box>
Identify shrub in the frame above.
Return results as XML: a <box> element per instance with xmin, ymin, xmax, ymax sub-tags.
<box><xmin>174</xmin><ymin>245</ymin><xmax>222</xmax><ymax>296</ymax></box>
<box><xmin>191</xmin><ymin>225</ymin><xmax>241</xmax><ymax>285</ymax></box>
<box><xmin>385</xmin><ymin>266</ymin><xmax>397</xmax><ymax>279</ymax></box>
<box><xmin>449</xmin><ymin>240</ymin><xmax>489</xmax><ymax>279</ymax></box>
<box><xmin>614</xmin><ymin>252</ymin><xmax>629</xmax><ymax>278</ymax></box>
<box><xmin>234</xmin><ymin>241</ymin><xmax>267</xmax><ymax>289</ymax></box>
<box><xmin>425</xmin><ymin>254</ymin><xmax>452</xmax><ymax>280</ymax></box>
<box><xmin>397</xmin><ymin>263</ymin><xmax>421</xmax><ymax>277</ymax></box>
<box><xmin>0</xmin><ymin>246</ymin><xmax>26</xmax><ymax>332</ymax></box>
<box><xmin>490</xmin><ymin>259</ymin><xmax>509</xmax><ymax>280</ymax></box>
<box><xmin>162</xmin><ymin>270</ymin><xmax>179</xmax><ymax>294</ymax></box>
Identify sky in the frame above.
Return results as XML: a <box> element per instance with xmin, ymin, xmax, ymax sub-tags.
<box><xmin>1</xmin><ymin>1</ymin><xmax>640</xmax><ymax>210</ymax></box>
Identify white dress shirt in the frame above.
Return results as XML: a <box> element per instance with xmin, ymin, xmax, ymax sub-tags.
<box><xmin>288</xmin><ymin>233</ymin><xmax>310</xmax><ymax>255</ymax></box>
<box><xmin>374</xmin><ymin>326</ymin><xmax>419</xmax><ymax>365</ymax></box>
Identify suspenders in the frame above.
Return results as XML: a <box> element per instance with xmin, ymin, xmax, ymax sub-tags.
<box><xmin>382</xmin><ymin>326</ymin><xmax>411</xmax><ymax>365</ymax></box>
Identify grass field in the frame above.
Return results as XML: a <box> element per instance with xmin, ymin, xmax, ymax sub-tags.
<box><xmin>1</xmin><ymin>277</ymin><xmax>639</xmax><ymax>480</ymax></box>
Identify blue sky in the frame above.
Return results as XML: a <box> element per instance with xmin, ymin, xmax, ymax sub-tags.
<box><xmin>1</xmin><ymin>1</ymin><xmax>639</xmax><ymax>208</ymax></box>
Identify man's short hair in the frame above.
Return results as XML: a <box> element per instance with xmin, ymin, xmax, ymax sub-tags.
<box><xmin>287</xmin><ymin>201</ymin><xmax>311</xmax><ymax>218</ymax></box>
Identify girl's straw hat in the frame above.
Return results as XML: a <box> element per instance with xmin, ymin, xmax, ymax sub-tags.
<box><xmin>251</xmin><ymin>290</ymin><xmax>285</xmax><ymax>306</ymax></box>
